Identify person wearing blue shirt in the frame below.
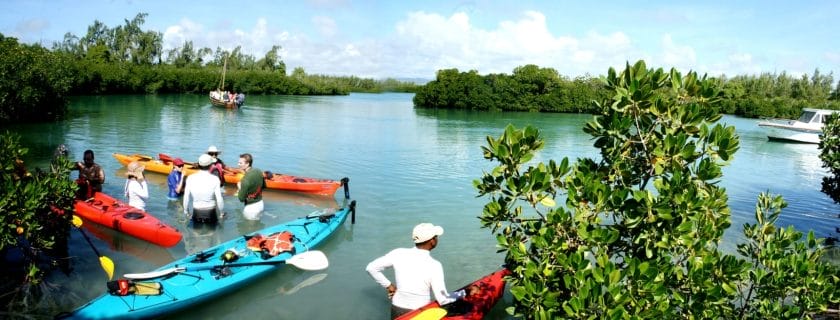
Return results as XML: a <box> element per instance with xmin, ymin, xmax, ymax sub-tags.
<box><xmin>167</xmin><ymin>158</ymin><xmax>186</xmax><ymax>200</ymax></box>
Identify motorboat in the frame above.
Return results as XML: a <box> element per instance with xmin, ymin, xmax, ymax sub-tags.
<box><xmin>757</xmin><ymin>108</ymin><xmax>837</xmax><ymax>143</ymax></box>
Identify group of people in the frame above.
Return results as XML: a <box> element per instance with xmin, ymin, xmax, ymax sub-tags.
<box><xmin>74</xmin><ymin>147</ymin><xmax>469</xmax><ymax>318</ymax></box>
<box><xmin>74</xmin><ymin>145</ymin><xmax>266</xmax><ymax>225</ymax></box>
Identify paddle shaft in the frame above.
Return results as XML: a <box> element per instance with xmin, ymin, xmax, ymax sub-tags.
<box><xmin>75</xmin><ymin>220</ymin><xmax>104</xmax><ymax>257</ymax></box>
<box><xmin>187</xmin><ymin>259</ymin><xmax>292</xmax><ymax>272</ymax></box>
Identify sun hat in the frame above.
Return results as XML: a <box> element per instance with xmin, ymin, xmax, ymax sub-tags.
<box><xmin>207</xmin><ymin>145</ymin><xmax>220</xmax><ymax>153</ymax></box>
<box><xmin>198</xmin><ymin>154</ymin><xmax>214</xmax><ymax>166</ymax></box>
<box><xmin>412</xmin><ymin>223</ymin><xmax>444</xmax><ymax>243</ymax></box>
<box><xmin>126</xmin><ymin>161</ymin><xmax>145</xmax><ymax>177</ymax></box>
<box><xmin>173</xmin><ymin>158</ymin><xmax>184</xmax><ymax>166</ymax></box>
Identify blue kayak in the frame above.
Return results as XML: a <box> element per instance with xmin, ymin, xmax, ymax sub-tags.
<box><xmin>60</xmin><ymin>199</ymin><xmax>356</xmax><ymax>319</ymax></box>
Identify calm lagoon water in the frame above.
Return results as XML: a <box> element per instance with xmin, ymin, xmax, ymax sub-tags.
<box><xmin>8</xmin><ymin>93</ymin><xmax>838</xmax><ymax>319</ymax></box>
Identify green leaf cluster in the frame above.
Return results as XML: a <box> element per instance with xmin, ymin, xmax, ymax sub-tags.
<box><xmin>0</xmin><ymin>132</ymin><xmax>77</xmax><ymax>285</ymax></box>
<box><xmin>475</xmin><ymin>60</ymin><xmax>839</xmax><ymax>319</ymax></box>
<box><xmin>819</xmin><ymin>113</ymin><xmax>840</xmax><ymax>205</ymax></box>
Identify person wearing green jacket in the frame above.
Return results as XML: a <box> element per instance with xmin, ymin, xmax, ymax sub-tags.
<box><xmin>237</xmin><ymin>153</ymin><xmax>265</xmax><ymax>220</ymax></box>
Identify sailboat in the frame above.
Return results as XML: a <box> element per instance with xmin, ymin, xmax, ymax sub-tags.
<box><xmin>209</xmin><ymin>56</ymin><xmax>244</xmax><ymax>108</ymax></box>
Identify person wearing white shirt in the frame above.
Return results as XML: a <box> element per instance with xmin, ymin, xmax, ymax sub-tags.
<box><xmin>366</xmin><ymin>223</ymin><xmax>464</xmax><ymax>319</ymax></box>
<box><xmin>124</xmin><ymin>161</ymin><xmax>148</xmax><ymax>210</ymax></box>
<box><xmin>183</xmin><ymin>153</ymin><xmax>225</xmax><ymax>224</ymax></box>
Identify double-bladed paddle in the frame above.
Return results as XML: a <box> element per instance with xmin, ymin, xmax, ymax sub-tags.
<box><xmin>71</xmin><ymin>215</ymin><xmax>115</xmax><ymax>280</ymax></box>
<box><xmin>124</xmin><ymin>250</ymin><xmax>329</xmax><ymax>280</ymax></box>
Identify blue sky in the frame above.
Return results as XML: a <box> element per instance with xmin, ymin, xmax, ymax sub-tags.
<box><xmin>2</xmin><ymin>0</ymin><xmax>838</xmax><ymax>80</ymax></box>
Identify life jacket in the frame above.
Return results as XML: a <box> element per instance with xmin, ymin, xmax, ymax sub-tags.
<box><xmin>209</xmin><ymin>163</ymin><xmax>225</xmax><ymax>185</ymax></box>
<box><xmin>246</xmin><ymin>231</ymin><xmax>295</xmax><ymax>257</ymax></box>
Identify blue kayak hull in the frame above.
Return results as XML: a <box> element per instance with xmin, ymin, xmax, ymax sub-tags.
<box><xmin>62</xmin><ymin>200</ymin><xmax>356</xmax><ymax>319</ymax></box>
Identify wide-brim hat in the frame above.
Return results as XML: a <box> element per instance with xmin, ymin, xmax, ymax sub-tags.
<box><xmin>412</xmin><ymin>223</ymin><xmax>444</xmax><ymax>243</ymax></box>
<box><xmin>207</xmin><ymin>145</ymin><xmax>221</xmax><ymax>153</ymax></box>
<box><xmin>173</xmin><ymin>158</ymin><xmax>185</xmax><ymax>166</ymax></box>
<box><xmin>198</xmin><ymin>154</ymin><xmax>214</xmax><ymax>166</ymax></box>
<box><xmin>126</xmin><ymin>161</ymin><xmax>145</xmax><ymax>176</ymax></box>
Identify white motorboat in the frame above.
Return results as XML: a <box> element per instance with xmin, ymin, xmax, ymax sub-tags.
<box><xmin>757</xmin><ymin>108</ymin><xmax>837</xmax><ymax>144</ymax></box>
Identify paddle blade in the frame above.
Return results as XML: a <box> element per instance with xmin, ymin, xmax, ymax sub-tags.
<box><xmin>412</xmin><ymin>308</ymin><xmax>447</xmax><ymax>320</ymax></box>
<box><xmin>100</xmin><ymin>256</ymin><xmax>115</xmax><ymax>280</ymax></box>
<box><xmin>287</xmin><ymin>250</ymin><xmax>329</xmax><ymax>271</ymax></box>
<box><xmin>72</xmin><ymin>215</ymin><xmax>83</xmax><ymax>228</ymax></box>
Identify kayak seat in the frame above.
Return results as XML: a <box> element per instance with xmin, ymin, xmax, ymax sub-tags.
<box><xmin>293</xmin><ymin>178</ymin><xmax>306</xmax><ymax>183</ymax></box>
<box><xmin>123</xmin><ymin>211</ymin><xmax>145</xmax><ymax>220</ymax></box>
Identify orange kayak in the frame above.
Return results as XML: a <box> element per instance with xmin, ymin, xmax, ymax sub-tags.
<box><xmin>74</xmin><ymin>192</ymin><xmax>182</xmax><ymax>247</ymax></box>
<box><xmin>113</xmin><ymin>153</ymin><xmax>347</xmax><ymax>196</ymax></box>
<box><xmin>396</xmin><ymin>269</ymin><xmax>510</xmax><ymax>320</ymax></box>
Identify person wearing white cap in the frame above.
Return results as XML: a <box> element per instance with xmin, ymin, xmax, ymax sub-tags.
<box><xmin>366</xmin><ymin>223</ymin><xmax>465</xmax><ymax>319</ymax></box>
<box><xmin>182</xmin><ymin>153</ymin><xmax>225</xmax><ymax>224</ymax></box>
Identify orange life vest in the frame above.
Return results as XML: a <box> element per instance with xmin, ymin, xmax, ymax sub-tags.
<box><xmin>246</xmin><ymin>231</ymin><xmax>294</xmax><ymax>257</ymax></box>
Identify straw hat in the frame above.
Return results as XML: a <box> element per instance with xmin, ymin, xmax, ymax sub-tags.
<box><xmin>126</xmin><ymin>161</ymin><xmax>145</xmax><ymax>177</ymax></box>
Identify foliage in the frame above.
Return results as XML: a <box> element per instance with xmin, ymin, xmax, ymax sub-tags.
<box><xmin>475</xmin><ymin>61</ymin><xmax>839</xmax><ymax>319</ymax></box>
<box><xmin>414</xmin><ymin>65</ymin><xmax>609</xmax><ymax>113</ymax></box>
<box><xmin>0</xmin><ymin>132</ymin><xmax>76</xmax><ymax>285</ymax></box>
<box><xmin>0</xmin><ymin>35</ymin><xmax>74</xmax><ymax>124</ymax></box>
<box><xmin>819</xmin><ymin>113</ymin><xmax>840</xmax><ymax>204</ymax></box>
<box><xmin>415</xmin><ymin>64</ymin><xmax>840</xmax><ymax>118</ymax></box>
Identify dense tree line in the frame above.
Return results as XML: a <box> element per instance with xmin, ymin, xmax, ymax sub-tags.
<box><xmin>415</xmin><ymin>65</ymin><xmax>840</xmax><ymax>120</ymax></box>
<box><xmin>414</xmin><ymin>65</ymin><xmax>609</xmax><ymax>113</ymax></box>
<box><xmin>0</xmin><ymin>35</ymin><xmax>75</xmax><ymax>123</ymax></box>
<box><xmin>0</xmin><ymin>13</ymin><xmax>418</xmax><ymax>124</ymax></box>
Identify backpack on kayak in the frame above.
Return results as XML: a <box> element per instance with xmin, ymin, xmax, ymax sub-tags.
<box><xmin>245</xmin><ymin>231</ymin><xmax>295</xmax><ymax>258</ymax></box>
<box><xmin>107</xmin><ymin>279</ymin><xmax>163</xmax><ymax>296</ymax></box>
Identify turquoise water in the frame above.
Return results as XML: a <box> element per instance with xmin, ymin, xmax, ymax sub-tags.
<box><xmin>8</xmin><ymin>93</ymin><xmax>838</xmax><ymax>319</ymax></box>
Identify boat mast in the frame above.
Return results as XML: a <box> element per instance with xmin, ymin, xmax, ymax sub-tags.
<box><xmin>217</xmin><ymin>54</ymin><xmax>228</xmax><ymax>92</ymax></box>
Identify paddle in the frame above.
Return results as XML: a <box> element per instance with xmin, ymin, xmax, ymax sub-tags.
<box><xmin>71</xmin><ymin>215</ymin><xmax>115</xmax><ymax>280</ymax></box>
<box><xmin>124</xmin><ymin>250</ymin><xmax>329</xmax><ymax>280</ymax></box>
<box><xmin>412</xmin><ymin>308</ymin><xmax>447</xmax><ymax>320</ymax></box>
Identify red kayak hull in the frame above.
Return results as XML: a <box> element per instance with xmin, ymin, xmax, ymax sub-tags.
<box><xmin>73</xmin><ymin>192</ymin><xmax>182</xmax><ymax>247</ymax></box>
<box><xmin>397</xmin><ymin>268</ymin><xmax>510</xmax><ymax>320</ymax></box>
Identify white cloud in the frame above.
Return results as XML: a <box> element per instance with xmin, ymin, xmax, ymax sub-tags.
<box><xmin>660</xmin><ymin>34</ymin><xmax>696</xmax><ymax>71</ymax></box>
<box><xmin>312</xmin><ymin>16</ymin><xmax>337</xmax><ymax>38</ymax></box>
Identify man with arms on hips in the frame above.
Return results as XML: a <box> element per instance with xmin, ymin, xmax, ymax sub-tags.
<box><xmin>366</xmin><ymin>223</ymin><xmax>465</xmax><ymax>319</ymax></box>
<box><xmin>236</xmin><ymin>153</ymin><xmax>265</xmax><ymax>220</ymax></box>
<box><xmin>183</xmin><ymin>154</ymin><xmax>224</xmax><ymax>224</ymax></box>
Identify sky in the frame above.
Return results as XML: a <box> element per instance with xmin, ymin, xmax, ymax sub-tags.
<box><xmin>2</xmin><ymin>0</ymin><xmax>838</xmax><ymax>80</ymax></box>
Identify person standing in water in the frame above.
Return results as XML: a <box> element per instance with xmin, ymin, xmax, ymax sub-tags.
<box><xmin>236</xmin><ymin>153</ymin><xmax>265</xmax><ymax>220</ymax></box>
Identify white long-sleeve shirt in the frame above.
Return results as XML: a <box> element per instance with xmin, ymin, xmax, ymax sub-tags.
<box><xmin>183</xmin><ymin>170</ymin><xmax>223</xmax><ymax>214</ymax></box>
<box><xmin>124</xmin><ymin>179</ymin><xmax>148</xmax><ymax>210</ymax></box>
<box><xmin>366</xmin><ymin>247</ymin><xmax>457</xmax><ymax>309</ymax></box>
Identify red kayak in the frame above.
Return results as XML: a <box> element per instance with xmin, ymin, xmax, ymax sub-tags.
<box><xmin>74</xmin><ymin>192</ymin><xmax>182</xmax><ymax>247</ymax></box>
<box><xmin>397</xmin><ymin>269</ymin><xmax>510</xmax><ymax>320</ymax></box>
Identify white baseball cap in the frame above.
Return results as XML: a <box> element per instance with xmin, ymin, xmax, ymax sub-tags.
<box><xmin>198</xmin><ymin>154</ymin><xmax>214</xmax><ymax>166</ymax></box>
<box><xmin>412</xmin><ymin>223</ymin><xmax>444</xmax><ymax>243</ymax></box>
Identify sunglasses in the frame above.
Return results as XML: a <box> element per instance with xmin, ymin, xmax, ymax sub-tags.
<box><xmin>208</xmin><ymin>152</ymin><xmax>218</xmax><ymax>156</ymax></box>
